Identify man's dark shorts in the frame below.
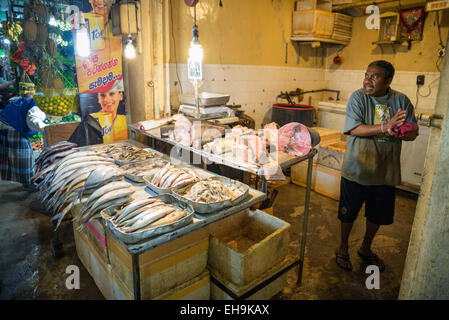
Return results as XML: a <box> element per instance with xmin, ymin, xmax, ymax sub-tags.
<box><xmin>338</xmin><ymin>177</ymin><xmax>396</xmax><ymax>225</ymax></box>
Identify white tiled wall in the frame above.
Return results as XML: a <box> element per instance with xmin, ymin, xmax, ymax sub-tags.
<box><xmin>167</xmin><ymin>63</ymin><xmax>441</xmax><ymax>128</ymax></box>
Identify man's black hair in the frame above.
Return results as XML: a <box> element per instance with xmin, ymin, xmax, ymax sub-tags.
<box><xmin>368</xmin><ymin>60</ymin><xmax>395</xmax><ymax>79</ymax></box>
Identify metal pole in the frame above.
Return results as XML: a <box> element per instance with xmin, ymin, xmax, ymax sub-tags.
<box><xmin>132</xmin><ymin>254</ymin><xmax>141</xmax><ymax>300</ymax></box>
<box><xmin>297</xmin><ymin>153</ymin><xmax>314</xmax><ymax>284</ymax></box>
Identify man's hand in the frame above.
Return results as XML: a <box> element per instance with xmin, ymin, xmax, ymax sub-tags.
<box><xmin>385</xmin><ymin>108</ymin><xmax>407</xmax><ymax>136</ymax></box>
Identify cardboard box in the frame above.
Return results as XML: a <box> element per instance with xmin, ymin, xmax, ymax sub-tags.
<box><xmin>292</xmin><ymin>10</ymin><xmax>335</xmax><ymax>37</ymax></box>
<box><xmin>315</xmin><ymin>164</ymin><xmax>341</xmax><ymax>200</ymax></box>
<box><xmin>208</xmin><ymin>210</ymin><xmax>290</xmax><ymax>286</ymax></box>
<box><xmin>291</xmin><ymin>161</ymin><xmax>317</xmax><ymax>189</ymax></box>
<box><xmin>311</xmin><ymin>127</ymin><xmax>342</xmax><ymax>144</ymax></box>
<box><xmin>317</xmin><ymin>140</ymin><xmax>346</xmax><ymax>171</ymax></box>
<box><xmin>210</xmin><ymin>258</ymin><xmax>290</xmax><ymax>300</ymax></box>
<box><xmin>296</xmin><ymin>0</ymin><xmax>333</xmax><ymax>11</ymax></box>
<box><xmin>154</xmin><ymin>270</ymin><xmax>210</xmax><ymax>300</ymax></box>
<box><xmin>73</xmin><ymin>216</ymin><xmax>109</xmax><ymax>265</ymax></box>
<box><xmin>73</xmin><ymin>223</ymin><xmax>132</xmax><ymax>300</ymax></box>
<box><xmin>107</xmin><ymin>227</ymin><xmax>209</xmax><ymax>300</ymax></box>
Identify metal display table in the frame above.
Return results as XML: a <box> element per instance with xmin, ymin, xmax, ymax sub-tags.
<box><xmin>127</xmin><ymin>125</ymin><xmax>318</xmax><ymax>289</ymax></box>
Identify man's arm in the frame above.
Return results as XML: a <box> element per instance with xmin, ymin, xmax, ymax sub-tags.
<box><xmin>350</xmin><ymin>108</ymin><xmax>407</xmax><ymax>137</ymax></box>
<box><xmin>349</xmin><ymin>124</ymin><xmax>383</xmax><ymax>136</ymax></box>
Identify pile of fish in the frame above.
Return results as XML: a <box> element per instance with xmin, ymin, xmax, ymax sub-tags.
<box><xmin>33</xmin><ymin>141</ymin><xmax>79</xmax><ymax>180</ymax></box>
<box><xmin>120</xmin><ymin>158</ymin><xmax>170</xmax><ymax>181</ymax></box>
<box><xmin>178</xmin><ymin>178</ymin><xmax>243</xmax><ymax>203</ymax></box>
<box><xmin>107</xmin><ymin>197</ymin><xmax>189</xmax><ymax>233</ymax></box>
<box><xmin>89</xmin><ymin>144</ymin><xmax>157</xmax><ymax>163</ymax></box>
<box><xmin>150</xmin><ymin>164</ymin><xmax>201</xmax><ymax>189</ymax></box>
<box><xmin>73</xmin><ymin>179</ymin><xmax>136</xmax><ymax>229</ymax></box>
<box><xmin>33</xmin><ymin>145</ymin><xmax>128</xmax><ymax>229</ymax></box>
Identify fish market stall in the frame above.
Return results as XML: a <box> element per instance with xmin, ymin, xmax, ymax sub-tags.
<box><xmin>128</xmin><ymin>119</ymin><xmax>319</xmax><ymax>288</ymax></box>
<box><xmin>33</xmin><ymin>139</ymin><xmax>271</xmax><ymax>299</ymax></box>
<box><xmin>127</xmin><ymin>121</ymin><xmax>318</xmax><ymax>192</ymax></box>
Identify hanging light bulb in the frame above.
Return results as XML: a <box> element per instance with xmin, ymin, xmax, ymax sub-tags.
<box><xmin>125</xmin><ymin>35</ymin><xmax>136</xmax><ymax>59</ymax></box>
<box><xmin>187</xmin><ymin>24</ymin><xmax>203</xmax><ymax>80</ymax></box>
<box><xmin>76</xmin><ymin>24</ymin><xmax>90</xmax><ymax>57</ymax></box>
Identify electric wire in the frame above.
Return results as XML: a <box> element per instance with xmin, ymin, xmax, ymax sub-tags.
<box><xmin>169</xmin><ymin>0</ymin><xmax>183</xmax><ymax>94</ymax></box>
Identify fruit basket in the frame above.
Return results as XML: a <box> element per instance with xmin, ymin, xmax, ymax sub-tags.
<box><xmin>34</xmin><ymin>87</ymin><xmax>78</xmax><ymax>116</ymax></box>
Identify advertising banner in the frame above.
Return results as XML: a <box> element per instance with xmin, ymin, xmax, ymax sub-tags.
<box><xmin>74</xmin><ymin>0</ymin><xmax>127</xmax><ymax>143</ymax></box>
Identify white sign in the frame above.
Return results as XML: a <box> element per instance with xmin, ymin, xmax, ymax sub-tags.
<box><xmin>365</xmin><ymin>5</ymin><xmax>380</xmax><ymax>30</ymax></box>
<box><xmin>365</xmin><ymin>265</ymin><xmax>380</xmax><ymax>290</ymax></box>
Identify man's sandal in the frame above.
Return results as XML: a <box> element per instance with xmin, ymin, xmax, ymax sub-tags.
<box><xmin>335</xmin><ymin>250</ymin><xmax>353</xmax><ymax>271</ymax></box>
<box><xmin>357</xmin><ymin>250</ymin><xmax>385</xmax><ymax>272</ymax></box>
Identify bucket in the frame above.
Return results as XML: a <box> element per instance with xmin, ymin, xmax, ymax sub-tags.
<box><xmin>272</xmin><ymin>103</ymin><xmax>315</xmax><ymax>127</ymax></box>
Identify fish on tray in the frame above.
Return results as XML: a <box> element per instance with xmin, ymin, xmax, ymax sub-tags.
<box><xmin>150</xmin><ymin>164</ymin><xmax>200</xmax><ymax>189</ymax></box>
<box><xmin>120</xmin><ymin>158</ymin><xmax>169</xmax><ymax>179</ymax></box>
<box><xmin>178</xmin><ymin>178</ymin><xmax>243</xmax><ymax>203</ymax></box>
<box><xmin>89</xmin><ymin>144</ymin><xmax>157</xmax><ymax>163</ymax></box>
<box><xmin>104</xmin><ymin>197</ymin><xmax>189</xmax><ymax>234</ymax></box>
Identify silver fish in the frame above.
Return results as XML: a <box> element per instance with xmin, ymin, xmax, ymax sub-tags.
<box><xmin>121</xmin><ymin>206</ymin><xmax>176</xmax><ymax>233</ymax></box>
<box><xmin>77</xmin><ymin>188</ymin><xmax>135</xmax><ymax>222</ymax></box>
<box><xmin>114</xmin><ymin>201</ymin><xmax>165</xmax><ymax>227</ymax></box>
<box><xmin>113</xmin><ymin>198</ymin><xmax>161</xmax><ymax>223</ymax></box>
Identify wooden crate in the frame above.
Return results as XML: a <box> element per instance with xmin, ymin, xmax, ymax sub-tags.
<box><xmin>210</xmin><ymin>258</ymin><xmax>290</xmax><ymax>300</ymax></box>
<box><xmin>311</xmin><ymin>127</ymin><xmax>342</xmax><ymax>144</ymax></box>
<box><xmin>43</xmin><ymin>122</ymin><xmax>79</xmax><ymax>146</ymax></box>
<box><xmin>73</xmin><ymin>223</ymin><xmax>132</xmax><ymax>300</ymax></box>
<box><xmin>296</xmin><ymin>0</ymin><xmax>332</xmax><ymax>11</ymax></box>
<box><xmin>107</xmin><ymin>227</ymin><xmax>209</xmax><ymax>300</ymax></box>
<box><xmin>292</xmin><ymin>10</ymin><xmax>335</xmax><ymax>37</ymax></box>
<box><xmin>291</xmin><ymin>161</ymin><xmax>317</xmax><ymax>189</ymax></box>
<box><xmin>153</xmin><ymin>270</ymin><xmax>210</xmax><ymax>300</ymax></box>
<box><xmin>317</xmin><ymin>140</ymin><xmax>346</xmax><ymax>171</ymax></box>
<box><xmin>315</xmin><ymin>164</ymin><xmax>341</xmax><ymax>200</ymax></box>
<box><xmin>332</xmin><ymin>0</ymin><xmax>353</xmax><ymax>4</ymax></box>
<box><xmin>72</xmin><ymin>207</ymin><xmax>109</xmax><ymax>264</ymax></box>
<box><xmin>208</xmin><ymin>210</ymin><xmax>290</xmax><ymax>286</ymax></box>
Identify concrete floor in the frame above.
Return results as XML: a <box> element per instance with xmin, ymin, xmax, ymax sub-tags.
<box><xmin>0</xmin><ymin>179</ymin><xmax>417</xmax><ymax>300</ymax></box>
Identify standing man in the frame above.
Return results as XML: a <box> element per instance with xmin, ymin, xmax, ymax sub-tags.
<box><xmin>0</xmin><ymin>92</ymin><xmax>47</xmax><ymax>191</ymax></box>
<box><xmin>335</xmin><ymin>60</ymin><xmax>418</xmax><ymax>272</ymax></box>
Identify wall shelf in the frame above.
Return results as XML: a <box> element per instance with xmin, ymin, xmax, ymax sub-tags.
<box><xmin>290</xmin><ymin>36</ymin><xmax>350</xmax><ymax>45</ymax></box>
<box><xmin>290</xmin><ymin>36</ymin><xmax>349</xmax><ymax>65</ymax></box>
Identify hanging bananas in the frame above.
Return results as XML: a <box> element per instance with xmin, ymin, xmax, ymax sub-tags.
<box><xmin>2</xmin><ymin>21</ymin><xmax>23</xmax><ymax>42</ymax></box>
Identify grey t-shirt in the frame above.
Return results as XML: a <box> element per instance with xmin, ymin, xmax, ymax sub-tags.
<box><xmin>341</xmin><ymin>88</ymin><xmax>418</xmax><ymax>186</ymax></box>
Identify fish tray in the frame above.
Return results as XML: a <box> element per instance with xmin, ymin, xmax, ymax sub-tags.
<box><xmin>87</xmin><ymin>141</ymin><xmax>163</xmax><ymax>166</ymax></box>
<box><xmin>171</xmin><ymin>176</ymin><xmax>250</xmax><ymax>214</ymax></box>
<box><xmin>143</xmin><ymin>165</ymin><xmax>203</xmax><ymax>195</ymax></box>
<box><xmin>102</xmin><ymin>194</ymin><xmax>195</xmax><ymax>245</ymax></box>
<box><xmin>122</xmin><ymin>158</ymin><xmax>170</xmax><ymax>183</ymax></box>
<box><xmin>114</xmin><ymin>151</ymin><xmax>162</xmax><ymax>167</ymax></box>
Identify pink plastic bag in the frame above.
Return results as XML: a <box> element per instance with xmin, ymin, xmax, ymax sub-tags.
<box><xmin>390</xmin><ymin>122</ymin><xmax>419</xmax><ymax>138</ymax></box>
